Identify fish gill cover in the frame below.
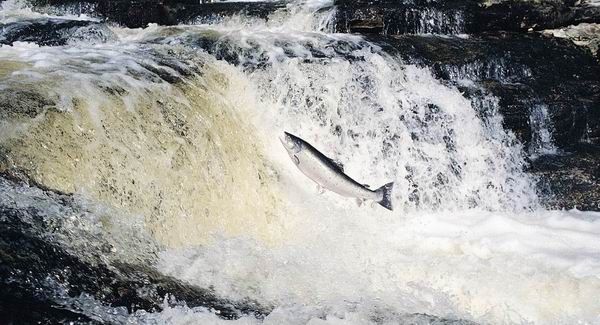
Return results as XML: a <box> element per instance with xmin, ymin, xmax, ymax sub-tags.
<box><xmin>0</xmin><ymin>0</ymin><xmax>599</xmax><ymax>324</ymax></box>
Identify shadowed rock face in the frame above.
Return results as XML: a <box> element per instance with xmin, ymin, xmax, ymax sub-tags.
<box><xmin>473</xmin><ymin>0</ymin><xmax>600</xmax><ymax>32</ymax></box>
<box><xmin>528</xmin><ymin>143</ymin><xmax>600</xmax><ymax>211</ymax></box>
<box><xmin>334</xmin><ymin>0</ymin><xmax>600</xmax><ymax>35</ymax></box>
<box><xmin>372</xmin><ymin>32</ymin><xmax>600</xmax><ymax>149</ymax></box>
<box><xmin>29</xmin><ymin>0</ymin><xmax>288</xmax><ymax>28</ymax></box>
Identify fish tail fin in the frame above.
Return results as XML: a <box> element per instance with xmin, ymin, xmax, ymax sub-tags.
<box><xmin>376</xmin><ymin>182</ymin><xmax>394</xmax><ymax>211</ymax></box>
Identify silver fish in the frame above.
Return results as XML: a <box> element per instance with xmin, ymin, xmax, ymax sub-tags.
<box><xmin>280</xmin><ymin>131</ymin><xmax>394</xmax><ymax>210</ymax></box>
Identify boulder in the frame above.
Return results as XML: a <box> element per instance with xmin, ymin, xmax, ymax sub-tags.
<box><xmin>0</xmin><ymin>18</ymin><xmax>115</xmax><ymax>46</ymax></box>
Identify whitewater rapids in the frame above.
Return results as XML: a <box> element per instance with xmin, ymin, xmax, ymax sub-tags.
<box><xmin>0</xmin><ymin>0</ymin><xmax>599</xmax><ymax>324</ymax></box>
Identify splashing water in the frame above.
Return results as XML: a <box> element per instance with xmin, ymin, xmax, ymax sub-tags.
<box><xmin>528</xmin><ymin>103</ymin><xmax>558</xmax><ymax>158</ymax></box>
<box><xmin>0</xmin><ymin>0</ymin><xmax>600</xmax><ymax>324</ymax></box>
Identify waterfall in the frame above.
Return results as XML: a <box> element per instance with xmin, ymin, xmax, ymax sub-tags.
<box><xmin>528</xmin><ymin>103</ymin><xmax>558</xmax><ymax>158</ymax></box>
<box><xmin>1</xmin><ymin>0</ymin><xmax>600</xmax><ymax>324</ymax></box>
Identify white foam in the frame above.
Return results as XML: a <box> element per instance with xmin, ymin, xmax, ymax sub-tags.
<box><xmin>2</xmin><ymin>0</ymin><xmax>600</xmax><ymax>323</ymax></box>
<box><xmin>157</xmin><ymin>208</ymin><xmax>600</xmax><ymax>324</ymax></box>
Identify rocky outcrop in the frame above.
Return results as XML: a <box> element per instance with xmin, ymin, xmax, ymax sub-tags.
<box><xmin>31</xmin><ymin>0</ymin><xmax>287</xmax><ymax>28</ymax></box>
<box><xmin>334</xmin><ymin>0</ymin><xmax>476</xmax><ymax>34</ymax></box>
<box><xmin>334</xmin><ymin>0</ymin><xmax>600</xmax><ymax>35</ymax></box>
<box><xmin>373</xmin><ymin>32</ymin><xmax>600</xmax><ymax>149</ymax></box>
<box><xmin>472</xmin><ymin>0</ymin><xmax>600</xmax><ymax>32</ymax></box>
<box><xmin>333</xmin><ymin>0</ymin><xmax>600</xmax><ymax>211</ymax></box>
<box><xmin>0</xmin><ymin>18</ymin><xmax>116</xmax><ymax>46</ymax></box>
<box><xmin>528</xmin><ymin>143</ymin><xmax>600</xmax><ymax>211</ymax></box>
<box><xmin>377</xmin><ymin>33</ymin><xmax>600</xmax><ymax>210</ymax></box>
<box><xmin>543</xmin><ymin>23</ymin><xmax>600</xmax><ymax>59</ymax></box>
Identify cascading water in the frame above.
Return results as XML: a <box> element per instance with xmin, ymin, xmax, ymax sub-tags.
<box><xmin>528</xmin><ymin>104</ymin><xmax>558</xmax><ymax>158</ymax></box>
<box><xmin>1</xmin><ymin>0</ymin><xmax>599</xmax><ymax>324</ymax></box>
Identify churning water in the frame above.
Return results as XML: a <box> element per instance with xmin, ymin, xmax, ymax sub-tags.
<box><xmin>0</xmin><ymin>0</ymin><xmax>599</xmax><ymax>323</ymax></box>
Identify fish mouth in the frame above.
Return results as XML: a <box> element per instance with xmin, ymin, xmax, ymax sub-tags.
<box><xmin>279</xmin><ymin>135</ymin><xmax>288</xmax><ymax>147</ymax></box>
<box><xmin>280</xmin><ymin>131</ymin><xmax>299</xmax><ymax>153</ymax></box>
<box><xmin>279</xmin><ymin>132</ymin><xmax>292</xmax><ymax>151</ymax></box>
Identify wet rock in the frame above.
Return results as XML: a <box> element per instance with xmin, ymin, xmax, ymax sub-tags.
<box><xmin>473</xmin><ymin>0</ymin><xmax>600</xmax><ymax>32</ymax></box>
<box><xmin>31</xmin><ymin>0</ymin><xmax>287</xmax><ymax>28</ymax></box>
<box><xmin>372</xmin><ymin>32</ymin><xmax>600</xmax><ymax>149</ymax></box>
<box><xmin>0</xmin><ymin>89</ymin><xmax>56</xmax><ymax>119</ymax></box>
<box><xmin>334</xmin><ymin>0</ymin><xmax>475</xmax><ymax>35</ymax></box>
<box><xmin>334</xmin><ymin>0</ymin><xmax>600</xmax><ymax>35</ymax></box>
<box><xmin>543</xmin><ymin>23</ymin><xmax>600</xmax><ymax>59</ymax></box>
<box><xmin>366</xmin><ymin>32</ymin><xmax>600</xmax><ymax>210</ymax></box>
<box><xmin>161</xmin><ymin>0</ymin><xmax>288</xmax><ymax>25</ymax></box>
<box><xmin>0</xmin><ymin>18</ymin><xmax>115</xmax><ymax>46</ymax></box>
<box><xmin>528</xmin><ymin>143</ymin><xmax>600</xmax><ymax>210</ymax></box>
<box><xmin>0</xmin><ymin>175</ymin><xmax>270</xmax><ymax>322</ymax></box>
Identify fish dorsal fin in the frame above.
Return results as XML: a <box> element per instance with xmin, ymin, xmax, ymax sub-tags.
<box><xmin>328</xmin><ymin>157</ymin><xmax>344</xmax><ymax>172</ymax></box>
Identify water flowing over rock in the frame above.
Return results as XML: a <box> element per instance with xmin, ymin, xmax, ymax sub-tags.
<box><xmin>28</xmin><ymin>0</ymin><xmax>288</xmax><ymax>27</ymax></box>
<box><xmin>330</xmin><ymin>0</ymin><xmax>600</xmax><ymax>210</ymax></box>
<box><xmin>373</xmin><ymin>32</ymin><xmax>600</xmax><ymax>149</ymax></box>
<box><xmin>1</xmin><ymin>0</ymin><xmax>600</xmax><ymax>323</ymax></box>
<box><xmin>334</xmin><ymin>0</ymin><xmax>600</xmax><ymax>35</ymax></box>
<box><xmin>0</xmin><ymin>174</ymin><xmax>270</xmax><ymax>323</ymax></box>
<box><xmin>0</xmin><ymin>18</ymin><xmax>116</xmax><ymax>45</ymax></box>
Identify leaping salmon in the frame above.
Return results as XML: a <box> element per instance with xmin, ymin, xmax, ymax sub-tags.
<box><xmin>280</xmin><ymin>131</ymin><xmax>394</xmax><ymax>210</ymax></box>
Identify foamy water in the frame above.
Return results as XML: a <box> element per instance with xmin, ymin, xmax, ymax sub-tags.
<box><xmin>1</xmin><ymin>0</ymin><xmax>599</xmax><ymax>324</ymax></box>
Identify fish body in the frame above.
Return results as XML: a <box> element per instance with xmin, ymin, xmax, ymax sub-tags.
<box><xmin>280</xmin><ymin>131</ymin><xmax>394</xmax><ymax>210</ymax></box>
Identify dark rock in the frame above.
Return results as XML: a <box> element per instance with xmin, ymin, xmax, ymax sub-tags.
<box><xmin>371</xmin><ymin>32</ymin><xmax>600</xmax><ymax>149</ymax></box>
<box><xmin>0</xmin><ymin>89</ymin><xmax>56</xmax><ymax>119</ymax></box>
<box><xmin>334</xmin><ymin>0</ymin><xmax>600</xmax><ymax>35</ymax></box>
<box><xmin>31</xmin><ymin>0</ymin><xmax>287</xmax><ymax>28</ymax></box>
<box><xmin>0</xmin><ymin>18</ymin><xmax>115</xmax><ymax>46</ymax></box>
<box><xmin>0</xmin><ymin>175</ymin><xmax>270</xmax><ymax>322</ymax></box>
<box><xmin>334</xmin><ymin>0</ymin><xmax>476</xmax><ymax>35</ymax></box>
<box><xmin>528</xmin><ymin>143</ymin><xmax>600</xmax><ymax>210</ymax></box>
<box><xmin>161</xmin><ymin>0</ymin><xmax>288</xmax><ymax>25</ymax></box>
<box><xmin>157</xmin><ymin>31</ymin><xmax>372</xmax><ymax>69</ymax></box>
<box><xmin>542</xmin><ymin>23</ymin><xmax>600</xmax><ymax>61</ymax></box>
<box><xmin>472</xmin><ymin>0</ymin><xmax>600</xmax><ymax>33</ymax></box>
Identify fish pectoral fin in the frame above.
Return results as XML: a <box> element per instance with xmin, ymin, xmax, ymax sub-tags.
<box><xmin>317</xmin><ymin>185</ymin><xmax>326</xmax><ymax>195</ymax></box>
<box><xmin>356</xmin><ymin>198</ymin><xmax>364</xmax><ymax>207</ymax></box>
<box><xmin>292</xmin><ymin>155</ymin><xmax>300</xmax><ymax>165</ymax></box>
